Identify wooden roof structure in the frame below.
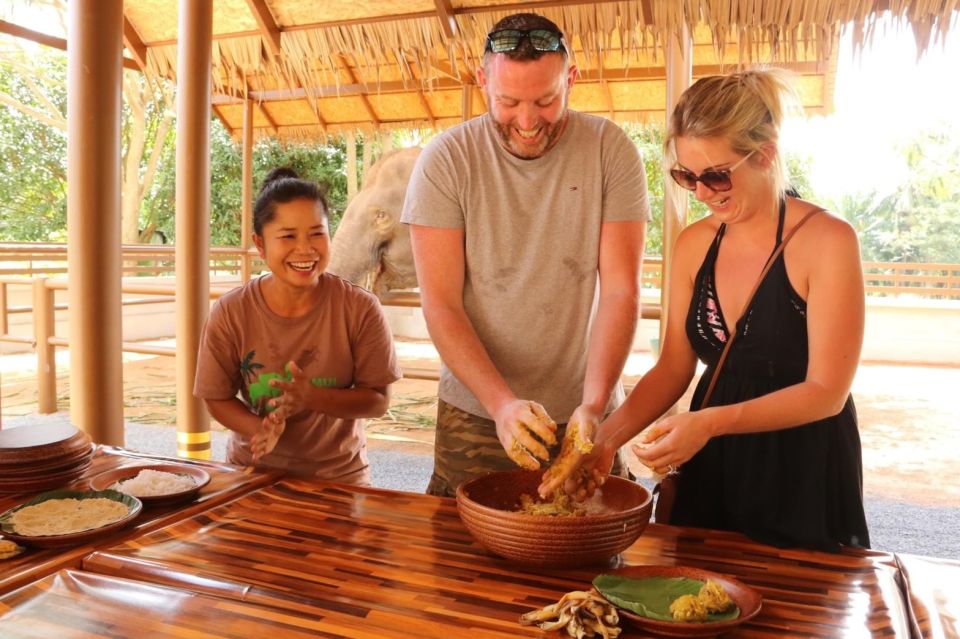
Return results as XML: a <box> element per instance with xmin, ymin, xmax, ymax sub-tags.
<box><xmin>4</xmin><ymin>1</ymin><xmax>956</xmax><ymax>140</ymax></box>
<box><xmin>110</xmin><ymin>1</ymin><xmax>954</xmax><ymax>139</ymax></box>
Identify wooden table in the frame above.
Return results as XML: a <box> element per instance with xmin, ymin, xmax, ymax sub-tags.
<box><xmin>896</xmin><ymin>553</ymin><xmax>960</xmax><ymax>638</ymax></box>
<box><xmin>34</xmin><ymin>478</ymin><xmax>911</xmax><ymax>638</ymax></box>
<box><xmin>0</xmin><ymin>446</ymin><xmax>280</xmax><ymax>595</ymax></box>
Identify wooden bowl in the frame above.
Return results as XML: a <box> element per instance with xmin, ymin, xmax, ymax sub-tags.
<box><xmin>596</xmin><ymin>565</ymin><xmax>763</xmax><ymax>637</ymax></box>
<box><xmin>456</xmin><ymin>469</ymin><xmax>652</xmax><ymax>568</ymax></box>
<box><xmin>89</xmin><ymin>463</ymin><xmax>210</xmax><ymax>506</ymax></box>
<box><xmin>0</xmin><ymin>489</ymin><xmax>142</xmax><ymax>548</ymax></box>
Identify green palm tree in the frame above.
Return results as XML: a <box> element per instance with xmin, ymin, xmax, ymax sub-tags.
<box><xmin>240</xmin><ymin>350</ymin><xmax>264</xmax><ymax>384</ymax></box>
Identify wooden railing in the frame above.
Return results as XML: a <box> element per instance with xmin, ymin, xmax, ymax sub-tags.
<box><xmin>862</xmin><ymin>262</ymin><xmax>960</xmax><ymax>299</ymax></box>
<box><xmin>5</xmin><ymin>241</ymin><xmax>956</xmax><ymax>417</ymax></box>
<box><xmin>4</xmin><ymin>243</ymin><xmax>958</xmax><ymax>299</ymax></box>
<box><xmin>0</xmin><ymin>242</ymin><xmax>263</xmax><ymax>278</ymax></box>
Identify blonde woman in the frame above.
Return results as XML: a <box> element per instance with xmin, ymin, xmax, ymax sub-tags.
<box><xmin>542</xmin><ymin>69</ymin><xmax>869</xmax><ymax>552</ymax></box>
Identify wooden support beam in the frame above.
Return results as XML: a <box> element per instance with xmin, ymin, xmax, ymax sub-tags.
<box><xmin>211</xmin><ymin>58</ymin><xmax>824</xmax><ymax>107</ymax></box>
<box><xmin>346</xmin><ymin>130</ymin><xmax>358</xmax><ymax>202</ymax></box>
<box><xmin>602</xmin><ymin>79</ymin><xmax>614</xmax><ymax>120</ymax></box>
<box><xmin>122</xmin><ymin>17</ymin><xmax>148</xmax><ymax>72</ymax></box>
<box><xmin>67</xmin><ymin>0</ymin><xmax>126</xmax><ymax>445</ymax></box>
<box><xmin>1</xmin><ymin>19</ymin><xmax>140</xmax><ymax>70</ymax></box>
<box><xmin>213</xmin><ymin>77</ymin><xmax>464</xmax><ymax>103</ymax></box>
<box><xmin>434</xmin><ymin>0</ymin><xmax>457</xmax><ymax>38</ymax></box>
<box><xmin>245</xmin><ymin>0</ymin><xmax>282</xmax><ymax>59</ymax></box>
<box><xmin>417</xmin><ymin>90</ymin><xmax>437</xmax><ymax>128</ymax></box>
<box><xmin>257</xmin><ymin>102</ymin><xmax>280</xmax><ymax>136</ymax></box>
<box><xmin>337</xmin><ymin>54</ymin><xmax>381</xmax><ymax>127</ymax></box>
<box><xmin>240</xmin><ymin>97</ymin><xmax>254</xmax><ymax>283</ymax></box>
<box><xmin>174</xmin><ymin>0</ymin><xmax>213</xmax><ymax>455</ymax></box>
<box><xmin>461</xmin><ymin>84</ymin><xmax>473</xmax><ymax>122</ymax></box>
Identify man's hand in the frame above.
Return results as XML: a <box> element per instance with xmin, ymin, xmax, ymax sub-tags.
<box><xmin>494</xmin><ymin>399</ymin><xmax>558</xmax><ymax>470</ymax></box>
<box><xmin>267</xmin><ymin>361</ymin><xmax>311</xmax><ymax>417</ymax></box>
<box><xmin>251</xmin><ymin>408</ymin><xmax>287</xmax><ymax>461</ymax></box>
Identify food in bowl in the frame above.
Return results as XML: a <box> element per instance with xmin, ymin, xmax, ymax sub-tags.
<box><xmin>5</xmin><ymin>497</ymin><xmax>129</xmax><ymax>536</ymax></box>
<box><xmin>111</xmin><ymin>469</ymin><xmax>197</xmax><ymax>497</ymax></box>
<box><xmin>456</xmin><ymin>469</ymin><xmax>652</xmax><ymax>568</ymax></box>
<box><xmin>517</xmin><ymin>491</ymin><xmax>585</xmax><ymax>516</ymax></box>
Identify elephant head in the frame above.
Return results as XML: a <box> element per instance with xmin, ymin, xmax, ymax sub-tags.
<box><xmin>328</xmin><ymin>147</ymin><xmax>421</xmax><ymax>296</ymax></box>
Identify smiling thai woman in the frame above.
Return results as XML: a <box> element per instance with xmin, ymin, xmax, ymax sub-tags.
<box><xmin>194</xmin><ymin>168</ymin><xmax>402</xmax><ymax>484</ymax></box>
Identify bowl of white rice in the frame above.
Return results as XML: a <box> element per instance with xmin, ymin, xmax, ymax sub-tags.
<box><xmin>89</xmin><ymin>463</ymin><xmax>210</xmax><ymax>506</ymax></box>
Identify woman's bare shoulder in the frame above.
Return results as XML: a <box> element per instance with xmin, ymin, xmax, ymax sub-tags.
<box><xmin>788</xmin><ymin>200</ymin><xmax>858</xmax><ymax>244</ymax></box>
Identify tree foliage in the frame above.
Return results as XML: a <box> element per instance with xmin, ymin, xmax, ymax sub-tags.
<box><xmin>144</xmin><ymin>120</ymin><xmax>352</xmax><ymax>246</ymax></box>
<box><xmin>0</xmin><ymin>46</ymin><xmax>67</xmax><ymax>241</ymax></box>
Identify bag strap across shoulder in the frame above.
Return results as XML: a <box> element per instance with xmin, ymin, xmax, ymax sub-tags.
<box><xmin>698</xmin><ymin>206</ymin><xmax>825</xmax><ymax>410</ymax></box>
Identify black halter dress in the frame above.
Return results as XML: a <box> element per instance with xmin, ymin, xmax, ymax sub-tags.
<box><xmin>672</xmin><ymin>202</ymin><xmax>870</xmax><ymax>552</ymax></box>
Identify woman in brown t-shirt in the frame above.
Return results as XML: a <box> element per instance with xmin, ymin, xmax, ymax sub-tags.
<box><xmin>194</xmin><ymin>169</ymin><xmax>401</xmax><ymax>484</ymax></box>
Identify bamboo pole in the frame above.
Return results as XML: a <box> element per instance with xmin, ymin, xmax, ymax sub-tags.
<box><xmin>241</xmin><ymin>97</ymin><xmax>254</xmax><ymax>283</ymax></box>
<box><xmin>461</xmin><ymin>84</ymin><xmax>473</xmax><ymax>122</ymax></box>
<box><xmin>346</xmin><ymin>130</ymin><xmax>357</xmax><ymax>203</ymax></box>
<box><xmin>175</xmin><ymin>0</ymin><xmax>212</xmax><ymax>459</ymax></box>
<box><xmin>66</xmin><ymin>0</ymin><xmax>124</xmax><ymax>445</ymax></box>
<box><xmin>660</xmin><ymin>24</ymin><xmax>692</xmax><ymax>348</ymax></box>
<box><xmin>32</xmin><ymin>278</ymin><xmax>56</xmax><ymax>413</ymax></box>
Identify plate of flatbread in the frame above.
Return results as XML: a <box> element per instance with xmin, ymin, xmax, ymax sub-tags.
<box><xmin>0</xmin><ymin>489</ymin><xmax>142</xmax><ymax>548</ymax></box>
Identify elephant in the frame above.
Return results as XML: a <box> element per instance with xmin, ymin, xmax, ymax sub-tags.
<box><xmin>328</xmin><ymin>147</ymin><xmax>421</xmax><ymax>296</ymax></box>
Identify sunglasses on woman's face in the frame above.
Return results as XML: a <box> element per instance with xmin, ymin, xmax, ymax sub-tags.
<box><xmin>484</xmin><ymin>28</ymin><xmax>567</xmax><ymax>54</ymax></box>
<box><xmin>670</xmin><ymin>150</ymin><xmax>755</xmax><ymax>192</ymax></box>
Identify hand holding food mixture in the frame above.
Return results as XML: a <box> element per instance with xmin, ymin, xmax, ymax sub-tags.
<box><xmin>495</xmin><ymin>400</ymin><xmax>557</xmax><ymax>470</ymax></box>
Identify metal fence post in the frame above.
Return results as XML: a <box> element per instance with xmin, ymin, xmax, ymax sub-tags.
<box><xmin>33</xmin><ymin>277</ymin><xmax>57</xmax><ymax>413</ymax></box>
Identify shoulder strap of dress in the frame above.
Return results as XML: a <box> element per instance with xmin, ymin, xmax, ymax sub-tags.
<box><xmin>698</xmin><ymin>206</ymin><xmax>825</xmax><ymax>409</ymax></box>
<box><xmin>775</xmin><ymin>198</ymin><xmax>786</xmax><ymax>244</ymax></box>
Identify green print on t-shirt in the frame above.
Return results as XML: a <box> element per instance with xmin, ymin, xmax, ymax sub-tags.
<box><xmin>243</xmin><ymin>353</ymin><xmax>337</xmax><ymax>414</ymax></box>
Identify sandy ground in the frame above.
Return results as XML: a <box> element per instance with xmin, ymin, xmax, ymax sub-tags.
<box><xmin>2</xmin><ymin>340</ymin><xmax>959</xmax><ymax>509</ymax></box>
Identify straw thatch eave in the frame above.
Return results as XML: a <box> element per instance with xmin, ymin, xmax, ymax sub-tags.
<box><xmin>115</xmin><ymin>0</ymin><xmax>957</xmax><ymax>140</ymax></box>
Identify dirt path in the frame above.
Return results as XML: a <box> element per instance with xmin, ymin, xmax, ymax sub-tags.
<box><xmin>2</xmin><ymin>346</ymin><xmax>958</xmax><ymax>508</ymax></box>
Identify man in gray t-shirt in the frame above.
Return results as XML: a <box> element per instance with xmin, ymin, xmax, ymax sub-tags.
<box><xmin>400</xmin><ymin>12</ymin><xmax>649</xmax><ymax>497</ymax></box>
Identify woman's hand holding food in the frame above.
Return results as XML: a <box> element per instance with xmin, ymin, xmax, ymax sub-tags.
<box><xmin>632</xmin><ymin>410</ymin><xmax>715</xmax><ymax>475</ymax></box>
<box><xmin>494</xmin><ymin>399</ymin><xmax>558</xmax><ymax>470</ymax></box>
<box><xmin>538</xmin><ymin>405</ymin><xmax>603</xmax><ymax>498</ymax></box>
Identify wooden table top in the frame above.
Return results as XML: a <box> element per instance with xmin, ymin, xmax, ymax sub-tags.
<box><xmin>895</xmin><ymin>553</ymin><xmax>960</xmax><ymax>638</ymax></box>
<box><xmin>62</xmin><ymin>478</ymin><xmax>913</xmax><ymax>638</ymax></box>
<box><xmin>0</xmin><ymin>446</ymin><xmax>280</xmax><ymax>595</ymax></box>
<box><xmin>0</xmin><ymin>569</ymin><xmax>330</xmax><ymax>639</ymax></box>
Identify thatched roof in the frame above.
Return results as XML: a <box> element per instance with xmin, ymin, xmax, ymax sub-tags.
<box><xmin>9</xmin><ymin>1</ymin><xmax>958</xmax><ymax>140</ymax></box>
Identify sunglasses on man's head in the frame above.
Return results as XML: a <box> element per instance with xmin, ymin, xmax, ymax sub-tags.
<box><xmin>484</xmin><ymin>28</ymin><xmax>567</xmax><ymax>54</ymax></box>
<box><xmin>669</xmin><ymin>151</ymin><xmax>755</xmax><ymax>192</ymax></box>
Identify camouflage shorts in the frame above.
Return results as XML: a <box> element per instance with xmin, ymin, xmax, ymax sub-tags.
<box><xmin>425</xmin><ymin>400</ymin><xmax>629</xmax><ymax>498</ymax></box>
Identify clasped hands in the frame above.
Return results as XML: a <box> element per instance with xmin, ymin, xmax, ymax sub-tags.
<box><xmin>494</xmin><ymin>401</ymin><xmax>609</xmax><ymax>500</ymax></box>
<box><xmin>251</xmin><ymin>361</ymin><xmax>311</xmax><ymax>461</ymax></box>
<box><xmin>528</xmin><ymin>408</ymin><xmax>715</xmax><ymax>499</ymax></box>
